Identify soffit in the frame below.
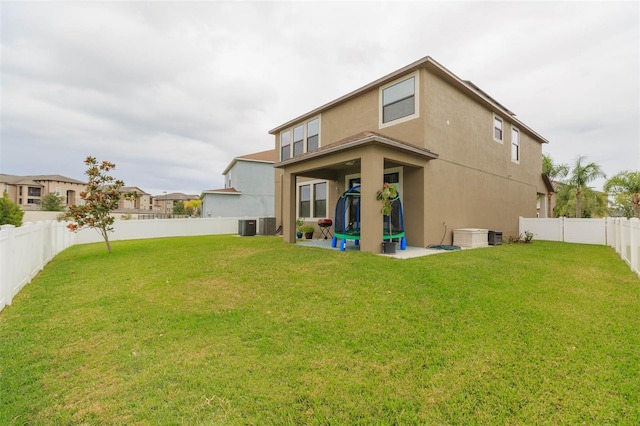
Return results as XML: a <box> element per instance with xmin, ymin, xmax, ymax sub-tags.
<box><xmin>274</xmin><ymin>131</ymin><xmax>438</xmax><ymax>170</ymax></box>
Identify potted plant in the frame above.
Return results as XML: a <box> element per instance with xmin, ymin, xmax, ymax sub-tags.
<box><xmin>299</xmin><ymin>224</ymin><xmax>315</xmax><ymax>239</ymax></box>
<box><xmin>376</xmin><ymin>182</ymin><xmax>398</xmax><ymax>254</ymax></box>
<box><xmin>295</xmin><ymin>217</ymin><xmax>304</xmax><ymax>239</ymax></box>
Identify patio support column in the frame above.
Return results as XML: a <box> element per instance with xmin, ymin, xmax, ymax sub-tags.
<box><xmin>282</xmin><ymin>169</ymin><xmax>297</xmax><ymax>243</ymax></box>
<box><xmin>360</xmin><ymin>148</ymin><xmax>384</xmax><ymax>253</ymax></box>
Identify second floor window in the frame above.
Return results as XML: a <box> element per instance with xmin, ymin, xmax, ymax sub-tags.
<box><xmin>293</xmin><ymin>125</ymin><xmax>304</xmax><ymax>157</ymax></box>
<box><xmin>307</xmin><ymin>118</ymin><xmax>319</xmax><ymax>152</ymax></box>
<box><xmin>494</xmin><ymin>116</ymin><xmax>503</xmax><ymax>142</ymax></box>
<box><xmin>280</xmin><ymin>117</ymin><xmax>321</xmax><ymax>161</ymax></box>
<box><xmin>281</xmin><ymin>131</ymin><xmax>291</xmax><ymax>161</ymax></box>
<box><xmin>512</xmin><ymin>127</ymin><xmax>520</xmax><ymax>162</ymax></box>
<box><xmin>382</xmin><ymin>76</ymin><xmax>415</xmax><ymax>124</ymax></box>
<box><xmin>28</xmin><ymin>187</ymin><xmax>41</xmax><ymax>197</ymax></box>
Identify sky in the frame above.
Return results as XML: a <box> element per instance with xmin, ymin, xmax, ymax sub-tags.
<box><xmin>1</xmin><ymin>1</ymin><xmax>638</xmax><ymax>196</ymax></box>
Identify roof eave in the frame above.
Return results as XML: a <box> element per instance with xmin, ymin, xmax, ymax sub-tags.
<box><xmin>274</xmin><ymin>135</ymin><xmax>438</xmax><ymax>168</ymax></box>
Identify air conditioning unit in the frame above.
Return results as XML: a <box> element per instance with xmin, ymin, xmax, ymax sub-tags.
<box><xmin>238</xmin><ymin>219</ymin><xmax>256</xmax><ymax>236</ymax></box>
<box><xmin>258</xmin><ymin>217</ymin><xmax>276</xmax><ymax>235</ymax></box>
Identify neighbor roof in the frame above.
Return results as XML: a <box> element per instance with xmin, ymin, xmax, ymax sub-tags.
<box><xmin>201</xmin><ymin>187</ymin><xmax>242</xmax><ymax>195</ymax></box>
<box><xmin>269</xmin><ymin>55</ymin><xmax>548</xmax><ymax>144</ymax></box>
<box><xmin>222</xmin><ymin>149</ymin><xmax>275</xmax><ymax>176</ymax></box>
<box><xmin>120</xmin><ymin>186</ymin><xmax>150</xmax><ymax>195</ymax></box>
<box><xmin>153</xmin><ymin>192</ymin><xmax>199</xmax><ymax>200</ymax></box>
<box><xmin>0</xmin><ymin>173</ymin><xmax>85</xmax><ymax>185</ymax></box>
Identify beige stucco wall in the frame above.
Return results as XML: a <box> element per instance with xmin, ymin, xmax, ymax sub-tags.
<box><xmin>36</xmin><ymin>180</ymin><xmax>85</xmax><ymax>206</ymax></box>
<box><xmin>3</xmin><ymin>180</ymin><xmax>85</xmax><ymax>207</ymax></box>
<box><xmin>273</xmin><ymin>65</ymin><xmax>548</xmax><ymax>250</ymax></box>
<box><xmin>421</xmin><ymin>69</ymin><xmax>544</xmax><ymax>241</ymax></box>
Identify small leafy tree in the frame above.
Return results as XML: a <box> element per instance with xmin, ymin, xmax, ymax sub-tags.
<box><xmin>65</xmin><ymin>156</ymin><xmax>138</xmax><ymax>253</ymax></box>
<box><xmin>0</xmin><ymin>192</ymin><xmax>24</xmax><ymax>227</ymax></box>
<box><xmin>184</xmin><ymin>199</ymin><xmax>202</xmax><ymax>217</ymax></box>
<box><xmin>40</xmin><ymin>193</ymin><xmax>65</xmax><ymax>211</ymax></box>
<box><xmin>376</xmin><ymin>182</ymin><xmax>398</xmax><ymax>240</ymax></box>
<box><xmin>173</xmin><ymin>200</ymin><xmax>185</xmax><ymax>215</ymax></box>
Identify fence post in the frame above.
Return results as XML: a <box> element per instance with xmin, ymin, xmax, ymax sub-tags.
<box><xmin>607</xmin><ymin>217</ymin><xmax>618</xmax><ymax>250</ymax></box>
<box><xmin>615</xmin><ymin>218</ymin><xmax>623</xmax><ymax>255</ymax></box>
<box><xmin>1</xmin><ymin>224</ymin><xmax>16</xmax><ymax>307</ymax></box>
<box><xmin>630</xmin><ymin>218</ymin><xmax>639</xmax><ymax>275</ymax></box>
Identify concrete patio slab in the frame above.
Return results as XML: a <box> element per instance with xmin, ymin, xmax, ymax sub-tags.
<box><xmin>295</xmin><ymin>238</ymin><xmax>482</xmax><ymax>259</ymax></box>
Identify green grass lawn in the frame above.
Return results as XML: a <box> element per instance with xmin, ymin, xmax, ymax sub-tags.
<box><xmin>1</xmin><ymin>236</ymin><xmax>638</xmax><ymax>425</ymax></box>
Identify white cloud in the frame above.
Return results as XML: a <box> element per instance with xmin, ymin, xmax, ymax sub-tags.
<box><xmin>1</xmin><ymin>1</ymin><xmax>638</xmax><ymax>194</ymax></box>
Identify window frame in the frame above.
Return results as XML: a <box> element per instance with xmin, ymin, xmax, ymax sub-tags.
<box><xmin>292</xmin><ymin>124</ymin><xmax>304</xmax><ymax>157</ymax></box>
<box><xmin>511</xmin><ymin>126</ymin><xmax>520</xmax><ymax>163</ymax></box>
<box><xmin>313</xmin><ymin>182</ymin><xmax>327</xmax><ymax>219</ymax></box>
<box><xmin>379</xmin><ymin>71</ymin><xmax>420</xmax><ymax>129</ymax></box>
<box><xmin>296</xmin><ymin>179</ymin><xmax>329</xmax><ymax>219</ymax></box>
<box><xmin>280</xmin><ymin>130</ymin><xmax>291</xmax><ymax>161</ymax></box>
<box><xmin>307</xmin><ymin>118</ymin><xmax>319</xmax><ymax>152</ymax></box>
<box><xmin>279</xmin><ymin>116</ymin><xmax>321</xmax><ymax>161</ymax></box>
<box><xmin>28</xmin><ymin>187</ymin><xmax>41</xmax><ymax>197</ymax></box>
<box><xmin>493</xmin><ymin>114</ymin><xmax>504</xmax><ymax>143</ymax></box>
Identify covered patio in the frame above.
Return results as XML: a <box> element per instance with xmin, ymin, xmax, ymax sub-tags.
<box><xmin>275</xmin><ymin>131</ymin><xmax>439</xmax><ymax>254</ymax></box>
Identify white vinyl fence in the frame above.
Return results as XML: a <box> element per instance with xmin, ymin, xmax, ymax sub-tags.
<box><xmin>0</xmin><ymin>221</ymin><xmax>75</xmax><ymax>311</ymax></box>
<box><xmin>0</xmin><ymin>217</ymin><xmax>268</xmax><ymax>312</ymax></box>
<box><xmin>520</xmin><ymin>217</ymin><xmax>640</xmax><ymax>277</ymax></box>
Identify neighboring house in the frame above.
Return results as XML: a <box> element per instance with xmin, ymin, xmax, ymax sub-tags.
<box><xmin>0</xmin><ymin>174</ymin><xmax>86</xmax><ymax>210</ymax></box>
<box><xmin>152</xmin><ymin>192</ymin><xmax>199</xmax><ymax>215</ymax></box>
<box><xmin>118</xmin><ymin>186</ymin><xmax>153</xmax><ymax>211</ymax></box>
<box><xmin>201</xmin><ymin>149</ymin><xmax>275</xmax><ymax>218</ymax></box>
<box><xmin>270</xmin><ymin>56</ymin><xmax>551</xmax><ymax>253</ymax></box>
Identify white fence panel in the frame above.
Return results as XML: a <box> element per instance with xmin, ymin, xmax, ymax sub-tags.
<box><xmin>0</xmin><ymin>221</ymin><xmax>76</xmax><ymax>312</ymax></box>
<box><xmin>630</xmin><ymin>219</ymin><xmax>639</xmax><ymax>274</ymax></box>
<box><xmin>74</xmin><ymin>217</ymin><xmax>243</xmax><ymax>245</ymax></box>
<box><xmin>520</xmin><ymin>217</ymin><xmax>563</xmax><ymax>241</ymax></box>
<box><xmin>0</xmin><ymin>225</ymin><xmax>14</xmax><ymax>310</ymax></box>
<box><xmin>609</xmin><ymin>218</ymin><xmax>640</xmax><ymax>276</ymax></box>
<box><xmin>564</xmin><ymin>218</ymin><xmax>607</xmax><ymax>245</ymax></box>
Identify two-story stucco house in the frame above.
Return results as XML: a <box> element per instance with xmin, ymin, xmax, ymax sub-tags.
<box><xmin>118</xmin><ymin>186</ymin><xmax>153</xmax><ymax>211</ymax></box>
<box><xmin>0</xmin><ymin>174</ymin><xmax>86</xmax><ymax>210</ymax></box>
<box><xmin>270</xmin><ymin>56</ymin><xmax>550</xmax><ymax>254</ymax></box>
<box><xmin>151</xmin><ymin>192</ymin><xmax>199</xmax><ymax>215</ymax></box>
<box><xmin>200</xmin><ymin>149</ymin><xmax>275</xmax><ymax>218</ymax></box>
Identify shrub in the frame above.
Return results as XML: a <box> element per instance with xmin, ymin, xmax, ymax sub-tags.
<box><xmin>0</xmin><ymin>192</ymin><xmax>24</xmax><ymax>227</ymax></box>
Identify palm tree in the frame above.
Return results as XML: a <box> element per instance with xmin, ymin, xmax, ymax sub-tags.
<box><xmin>542</xmin><ymin>154</ymin><xmax>569</xmax><ymax>217</ymax></box>
<box><xmin>542</xmin><ymin>154</ymin><xmax>569</xmax><ymax>181</ymax></box>
<box><xmin>568</xmin><ymin>155</ymin><xmax>606</xmax><ymax>218</ymax></box>
<box><xmin>604</xmin><ymin>170</ymin><xmax>640</xmax><ymax>218</ymax></box>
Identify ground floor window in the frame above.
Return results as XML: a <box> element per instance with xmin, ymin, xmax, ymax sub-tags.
<box><xmin>298</xmin><ymin>180</ymin><xmax>328</xmax><ymax>218</ymax></box>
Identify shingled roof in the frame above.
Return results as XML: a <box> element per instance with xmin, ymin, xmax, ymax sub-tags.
<box><xmin>0</xmin><ymin>173</ymin><xmax>85</xmax><ymax>185</ymax></box>
<box><xmin>222</xmin><ymin>149</ymin><xmax>275</xmax><ymax>176</ymax></box>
